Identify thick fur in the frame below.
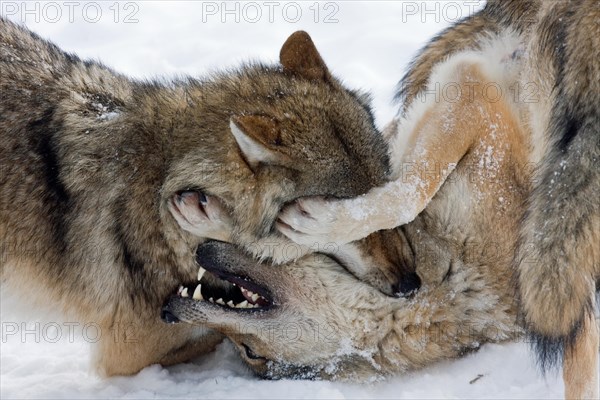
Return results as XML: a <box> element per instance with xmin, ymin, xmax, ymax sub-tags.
<box><xmin>515</xmin><ymin>2</ymin><xmax>600</xmax><ymax>398</ymax></box>
<box><xmin>516</xmin><ymin>0</ymin><xmax>599</xmax><ymax>343</ymax></box>
<box><xmin>399</xmin><ymin>0</ymin><xmax>598</xmax><ymax>353</ymax></box>
<box><xmin>165</xmin><ymin>38</ymin><xmax>529</xmax><ymax>381</ymax></box>
<box><xmin>395</xmin><ymin>0</ymin><xmax>540</xmax><ymax>113</ymax></box>
<box><xmin>0</xmin><ymin>20</ymin><xmax>389</xmax><ymax>375</ymax></box>
<box><xmin>277</xmin><ymin>1</ymin><xmax>599</xmax><ymax>397</ymax></box>
<box><xmin>398</xmin><ymin>0</ymin><xmax>600</xmax><ymax>379</ymax></box>
<box><xmin>399</xmin><ymin>0</ymin><xmax>600</xmax><ymax>396</ymax></box>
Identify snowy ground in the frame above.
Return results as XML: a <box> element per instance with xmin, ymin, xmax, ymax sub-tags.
<box><xmin>0</xmin><ymin>1</ymin><xmax>569</xmax><ymax>398</ymax></box>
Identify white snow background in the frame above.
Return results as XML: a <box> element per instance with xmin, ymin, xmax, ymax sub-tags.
<box><xmin>1</xmin><ymin>1</ymin><xmax>568</xmax><ymax>398</ymax></box>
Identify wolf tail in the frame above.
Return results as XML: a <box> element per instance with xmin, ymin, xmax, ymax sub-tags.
<box><xmin>515</xmin><ymin>0</ymin><xmax>600</xmax><ymax>371</ymax></box>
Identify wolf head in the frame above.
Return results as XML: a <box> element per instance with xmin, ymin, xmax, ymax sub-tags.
<box><xmin>162</xmin><ymin>241</ymin><xmax>520</xmax><ymax>380</ymax></box>
<box><xmin>162</xmin><ymin>241</ymin><xmax>394</xmax><ymax>380</ymax></box>
<box><xmin>158</xmin><ymin>31</ymin><xmax>389</xmax><ymax>252</ymax></box>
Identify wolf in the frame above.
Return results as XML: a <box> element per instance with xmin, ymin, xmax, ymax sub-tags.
<box><xmin>276</xmin><ymin>1</ymin><xmax>600</xmax><ymax>397</ymax></box>
<box><xmin>0</xmin><ymin>19</ymin><xmax>389</xmax><ymax>376</ymax></box>
<box><xmin>163</xmin><ymin>32</ymin><xmax>531</xmax><ymax>380</ymax></box>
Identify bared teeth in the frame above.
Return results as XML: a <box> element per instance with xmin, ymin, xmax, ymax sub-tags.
<box><xmin>178</xmin><ymin>277</ymin><xmax>268</xmax><ymax>308</ymax></box>
<box><xmin>197</xmin><ymin>267</ymin><xmax>206</xmax><ymax>281</ymax></box>
<box><xmin>193</xmin><ymin>284</ymin><xmax>203</xmax><ymax>300</ymax></box>
<box><xmin>240</xmin><ymin>287</ymin><xmax>265</xmax><ymax>305</ymax></box>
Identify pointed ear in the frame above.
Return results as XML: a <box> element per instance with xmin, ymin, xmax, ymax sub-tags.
<box><xmin>230</xmin><ymin>115</ymin><xmax>287</xmax><ymax>169</ymax></box>
<box><xmin>280</xmin><ymin>31</ymin><xmax>331</xmax><ymax>82</ymax></box>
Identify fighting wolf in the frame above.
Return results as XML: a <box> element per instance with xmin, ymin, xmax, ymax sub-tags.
<box><xmin>278</xmin><ymin>1</ymin><xmax>599</xmax><ymax>397</ymax></box>
<box><xmin>0</xmin><ymin>19</ymin><xmax>389</xmax><ymax>376</ymax></box>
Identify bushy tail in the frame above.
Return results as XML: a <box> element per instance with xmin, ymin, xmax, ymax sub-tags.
<box><xmin>515</xmin><ymin>0</ymin><xmax>600</xmax><ymax>371</ymax></box>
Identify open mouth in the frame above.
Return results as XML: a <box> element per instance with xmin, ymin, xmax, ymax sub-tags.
<box><xmin>174</xmin><ymin>262</ymin><xmax>274</xmax><ymax>311</ymax></box>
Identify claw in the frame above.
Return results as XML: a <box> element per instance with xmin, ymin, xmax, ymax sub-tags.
<box><xmin>169</xmin><ymin>191</ymin><xmax>233</xmax><ymax>242</ymax></box>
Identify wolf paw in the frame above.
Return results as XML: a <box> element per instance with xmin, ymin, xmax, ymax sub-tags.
<box><xmin>169</xmin><ymin>191</ymin><xmax>232</xmax><ymax>242</ymax></box>
<box><xmin>277</xmin><ymin>196</ymin><xmax>354</xmax><ymax>247</ymax></box>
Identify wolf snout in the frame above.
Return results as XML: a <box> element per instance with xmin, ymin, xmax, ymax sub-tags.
<box><xmin>196</xmin><ymin>241</ymin><xmax>230</xmax><ymax>268</ymax></box>
<box><xmin>196</xmin><ymin>240</ymin><xmax>253</xmax><ymax>277</ymax></box>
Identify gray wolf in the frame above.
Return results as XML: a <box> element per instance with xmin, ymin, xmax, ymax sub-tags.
<box><xmin>163</xmin><ymin>32</ymin><xmax>530</xmax><ymax>380</ymax></box>
<box><xmin>0</xmin><ymin>19</ymin><xmax>389</xmax><ymax>376</ymax></box>
<box><xmin>277</xmin><ymin>1</ymin><xmax>600</xmax><ymax>397</ymax></box>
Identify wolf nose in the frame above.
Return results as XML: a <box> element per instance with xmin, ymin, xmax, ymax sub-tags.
<box><xmin>161</xmin><ymin>308</ymin><xmax>180</xmax><ymax>324</ymax></box>
<box><xmin>395</xmin><ymin>272</ymin><xmax>422</xmax><ymax>298</ymax></box>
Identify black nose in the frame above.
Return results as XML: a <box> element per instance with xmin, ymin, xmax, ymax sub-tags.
<box><xmin>161</xmin><ymin>308</ymin><xmax>180</xmax><ymax>324</ymax></box>
<box><xmin>396</xmin><ymin>272</ymin><xmax>422</xmax><ymax>298</ymax></box>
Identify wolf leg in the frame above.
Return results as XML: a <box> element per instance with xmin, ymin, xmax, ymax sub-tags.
<box><xmin>278</xmin><ymin>60</ymin><xmax>519</xmax><ymax>247</ymax></box>
<box><xmin>169</xmin><ymin>191</ymin><xmax>232</xmax><ymax>242</ymax></box>
<box><xmin>563</xmin><ymin>311</ymin><xmax>599</xmax><ymax>400</ymax></box>
<box><xmin>95</xmin><ymin>317</ymin><xmax>223</xmax><ymax>376</ymax></box>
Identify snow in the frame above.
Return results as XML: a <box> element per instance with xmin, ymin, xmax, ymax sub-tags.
<box><xmin>1</xmin><ymin>1</ymin><xmax>571</xmax><ymax>398</ymax></box>
<box><xmin>1</xmin><ymin>325</ymin><xmax>563</xmax><ymax>399</ymax></box>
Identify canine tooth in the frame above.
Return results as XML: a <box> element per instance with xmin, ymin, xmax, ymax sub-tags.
<box><xmin>238</xmin><ymin>300</ymin><xmax>249</xmax><ymax>308</ymax></box>
<box><xmin>216</xmin><ymin>298</ymin><xmax>225</xmax><ymax>305</ymax></box>
<box><xmin>197</xmin><ymin>267</ymin><xmax>206</xmax><ymax>281</ymax></box>
<box><xmin>227</xmin><ymin>300</ymin><xmax>235</xmax><ymax>308</ymax></box>
<box><xmin>251</xmin><ymin>293</ymin><xmax>259</xmax><ymax>302</ymax></box>
<box><xmin>181</xmin><ymin>287</ymin><xmax>189</xmax><ymax>298</ymax></box>
<box><xmin>209</xmin><ymin>297</ymin><xmax>214</xmax><ymax>303</ymax></box>
<box><xmin>193</xmin><ymin>285</ymin><xmax>203</xmax><ymax>300</ymax></box>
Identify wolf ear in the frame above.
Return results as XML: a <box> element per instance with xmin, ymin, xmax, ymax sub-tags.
<box><xmin>230</xmin><ymin>115</ymin><xmax>288</xmax><ymax>169</ymax></box>
<box><xmin>280</xmin><ymin>31</ymin><xmax>331</xmax><ymax>82</ymax></box>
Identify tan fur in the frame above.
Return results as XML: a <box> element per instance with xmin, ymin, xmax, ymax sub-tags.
<box><xmin>347</xmin><ymin>228</ymin><xmax>416</xmax><ymax>296</ymax></box>
<box><xmin>0</xmin><ymin>20</ymin><xmax>389</xmax><ymax>375</ymax></box>
<box><xmin>563</xmin><ymin>314</ymin><xmax>599</xmax><ymax>400</ymax></box>
<box><xmin>396</xmin><ymin>0</ymin><xmax>540</xmax><ymax>112</ymax></box>
<box><xmin>393</xmin><ymin>2</ymin><xmax>600</xmax><ymax>396</ymax></box>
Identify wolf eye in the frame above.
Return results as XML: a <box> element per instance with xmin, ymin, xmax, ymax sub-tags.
<box><xmin>242</xmin><ymin>343</ymin><xmax>264</xmax><ymax>360</ymax></box>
